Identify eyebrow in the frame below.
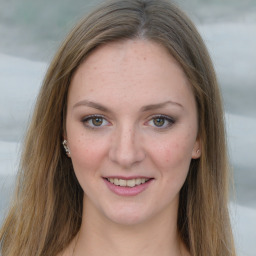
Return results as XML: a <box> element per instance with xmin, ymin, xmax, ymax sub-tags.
<box><xmin>73</xmin><ymin>100</ymin><xmax>111</xmax><ymax>112</ymax></box>
<box><xmin>73</xmin><ymin>100</ymin><xmax>183</xmax><ymax>112</ymax></box>
<box><xmin>140</xmin><ymin>100</ymin><xmax>183</xmax><ymax>111</ymax></box>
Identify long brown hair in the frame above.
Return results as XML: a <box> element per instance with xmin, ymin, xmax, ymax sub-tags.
<box><xmin>0</xmin><ymin>0</ymin><xmax>236</xmax><ymax>255</ymax></box>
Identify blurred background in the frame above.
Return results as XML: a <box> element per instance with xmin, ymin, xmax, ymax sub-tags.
<box><xmin>0</xmin><ymin>0</ymin><xmax>255</xmax><ymax>255</ymax></box>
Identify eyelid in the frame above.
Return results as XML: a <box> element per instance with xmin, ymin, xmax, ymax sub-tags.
<box><xmin>81</xmin><ymin>114</ymin><xmax>111</xmax><ymax>129</ymax></box>
<box><xmin>81</xmin><ymin>114</ymin><xmax>175</xmax><ymax>130</ymax></box>
<box><xmin>146</xmin><ymin>114</ymin><xmax>175</xmax><ymax>129</ymax></box>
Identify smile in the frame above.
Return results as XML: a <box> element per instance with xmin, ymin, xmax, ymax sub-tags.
<box><xmin>106</xmin><ymin>178</ymin><xmax>150</xmax><ymax>187</ymax></box>
<box><xmin>103</xmin><ymin>177</ymin><xmax>154</xmax><ymax>196</ymax></box>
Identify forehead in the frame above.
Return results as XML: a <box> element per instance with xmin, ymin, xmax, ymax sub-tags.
<box><xmin>76</xmin><ymin>39</ymin><xmax>182</xmax><ymax>78</ymax></box>
<box><xmin>68</xmin><ymin>39</ymin><xmax>195</xmax><ymax>110</ymax></box>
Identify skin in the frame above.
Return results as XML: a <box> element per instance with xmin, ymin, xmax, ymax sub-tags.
<box><xmin>63</xmin><ymin>39</ymin><xmax>200</xmax><ymax>256</ymax></box>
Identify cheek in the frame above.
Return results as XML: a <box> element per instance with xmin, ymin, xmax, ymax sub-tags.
<box><xmin>150</xmin><ymin>131</ymin><xmax>195</xmax><ymax>170</ymax></box>
<box><xmin>69</xmin><ymin>133</ymin><xmax>108</xmax><ymax>172</ymax></box>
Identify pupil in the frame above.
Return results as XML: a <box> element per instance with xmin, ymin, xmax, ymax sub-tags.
<box><xmin>154</xmin><ymin>118</ymin><xmax>164</xmax><ymax>127</ymax></box>
<box><xmin>92</xmin><ymin>117</ymin><xmax>103</xmax><ymax>126</ymax></box>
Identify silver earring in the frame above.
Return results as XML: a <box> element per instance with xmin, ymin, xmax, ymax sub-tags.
<box><xmin>62</xmin><ymin>140</ymin><xmax>70</xmax><ymax>155</ymax></box>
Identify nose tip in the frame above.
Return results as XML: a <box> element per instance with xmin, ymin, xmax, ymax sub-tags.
<box><xmin>108</xmin><ymin>127</ymin><xmax>145</xmax><ymax>168</ymax></box>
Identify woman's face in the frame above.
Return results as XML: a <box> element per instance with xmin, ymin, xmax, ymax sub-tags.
<box><xmin>66</xmin><ymin>39</ymin><xmax>200</xmax><ymax>226</ymax></box>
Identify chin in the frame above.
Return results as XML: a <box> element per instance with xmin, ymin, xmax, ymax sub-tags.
<box><xmin>108</xmin><ymin>213</ymin><xmax>148</xmax><ymax>226</ymax></box>
<box><xmin>103</xmin><ymin>204</ymin><xmax>153</xmax><ymax>226</ymax></box>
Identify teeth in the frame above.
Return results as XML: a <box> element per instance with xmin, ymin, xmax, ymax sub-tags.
<box><xmin>127</xmin><ymin>179</ymin><xmax>136</xmax><ymax>187</ymax></box>
<box><xmin>107</xmin><ymin>178</ymin><xmax>149</xmax><ymax>187</ymax></box>
<box><xmin>119</xmin><ymin>179</ymin><xmax>126</xmax><ymax>186</ymax></box>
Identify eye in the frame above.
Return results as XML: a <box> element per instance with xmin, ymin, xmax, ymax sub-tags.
<box><xmin>147</xmin><ymin>115</ymin><xmax>175</xmax><ymax>129</ymax></box>
<box><xmin>82</xmin><ymin>115</ymin><xmax>110</xmax><ymax>128</ymax></box>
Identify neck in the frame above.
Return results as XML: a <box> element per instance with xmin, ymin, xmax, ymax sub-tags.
<box><xmin>73</xmin><ymin>196</ymin><xmax>188</xmax><ymax>256</ymax></box>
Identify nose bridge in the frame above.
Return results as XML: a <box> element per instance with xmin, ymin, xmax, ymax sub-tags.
<box><xmin>109</xmin><ymin>122</ymin><xmax>145</xmax><ymax>168</ymax></box>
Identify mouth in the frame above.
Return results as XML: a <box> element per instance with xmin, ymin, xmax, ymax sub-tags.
<box><xmin>105</xmin><ymin>177</ymin><xmax>151</xmax><ymax>187</ymax></box>
<box><xmin>103</xmin><ymin>176</ymin><xmax>154</xmax><ymax>196</ymax></box>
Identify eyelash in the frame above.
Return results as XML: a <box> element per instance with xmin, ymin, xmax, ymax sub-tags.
<box><xmin>146</xmin><ymin>115</ymin><xmax>175</xmax><ymax>129</ymax></box>
<box><xmin>81</xmin><ymin>114</ymin><xmax>175</xmax><ymax>129</ymax></box>
<box><xmin>82</xmin><ymin>115</ymin><xmax>110</xmax><ymax>129</ymax></box>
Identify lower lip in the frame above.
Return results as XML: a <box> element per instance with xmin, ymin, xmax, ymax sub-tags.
<box><xmin>103</xmin><ymin>178</ymin><xmax>153</xmax><ymax>196</ymax></box>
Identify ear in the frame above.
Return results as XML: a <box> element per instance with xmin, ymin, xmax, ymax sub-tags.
<box><xmin>62</xmin><ymin>134</ymin><xmax>67</xmax><ymax>141</ymax></box>
<box><xmin>62</xmin><ymin>129</ymin><xmax>67</xmax><ymax>140</ymax></box>
<box><xmin>62</xmin><ymin>135</ymin><xmax>71</xmax><ymax>158</ymax></box>
<box><xmin>191</xmin><ymin>137</ymin><xmax>201</xmax><ymax>159</ymax></box>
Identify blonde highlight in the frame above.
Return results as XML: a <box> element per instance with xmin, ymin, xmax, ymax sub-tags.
<box><xmin>1</xmin><ymin>1</ymin><xmax>236</xmax><ymax>255</ymax></box>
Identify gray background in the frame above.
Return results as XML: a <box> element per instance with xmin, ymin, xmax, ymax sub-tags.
<box><xmin>0</xmin><ymin>0</ymin><xmax>255</xmax><ymax>255</ymax></box>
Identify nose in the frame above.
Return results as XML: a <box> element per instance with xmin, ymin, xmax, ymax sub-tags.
<box><xmin>108</xmin><ymin>125</ymin><xmax>146</xmax><ymax>169</ymax></box>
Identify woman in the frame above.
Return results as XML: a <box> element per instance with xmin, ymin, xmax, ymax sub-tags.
<box><xmin>0</xmin><ymin>0</ymin><xmax>236</xmax><ymax>255</ymax></box>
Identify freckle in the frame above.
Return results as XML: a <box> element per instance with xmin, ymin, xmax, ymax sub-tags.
<box><xmin>144</xmin><ymin>57</ymin><xmax>147</xmax><ymax>60</ymax></box>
